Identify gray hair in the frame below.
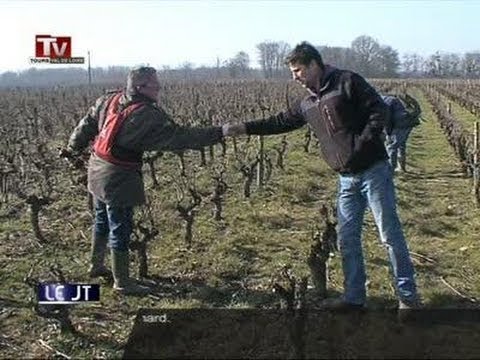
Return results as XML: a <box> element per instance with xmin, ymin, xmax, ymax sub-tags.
<box><xmin>126</xmin><ymin>66</ymin><xmax>157</xmax><ymax>95</ymax></box>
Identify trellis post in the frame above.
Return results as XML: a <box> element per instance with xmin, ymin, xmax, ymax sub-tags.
<box><xmin>473</xmin><ymin>122</ymin><xmax>479</xmax><ymax>207</ymax></box>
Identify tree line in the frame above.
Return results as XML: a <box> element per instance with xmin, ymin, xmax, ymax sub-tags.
<box><xmin>252</xmin><ymin>35</ymin><xmax>480</xmax><ymax>79</ymax></box>
<box><xmin>1</xmin><ymin>35</ymin><xmax>479</xmax><ymax>88</ymax></box>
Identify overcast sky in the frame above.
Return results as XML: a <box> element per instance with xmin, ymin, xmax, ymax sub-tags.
<box><xmin>0</xmin><ymin>0</ymin><xmax>479</xmax><ymax>72</ymax></box>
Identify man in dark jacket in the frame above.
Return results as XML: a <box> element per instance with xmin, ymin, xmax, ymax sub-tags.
<box><xmin>64</xmin><ymin>66</ymin><xmax>224</xmax><ymax>295</ymax></box>
<box><xmin>223</xmin><ymin>42</ymin><xmax>419</xmax><ymax>310</ymax></box>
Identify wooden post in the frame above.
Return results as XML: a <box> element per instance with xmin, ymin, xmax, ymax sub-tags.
<box><xmin>33</xmin><ymin>107</ymin><xmax>39</xmax><ymax>137</ymax></box>
<box><xmin>87</xmin><ymin>51</ymin><xmax>92</xmax><ymax>96</ymax></box>
<box><xmin>474</xmin><ymin>122</ymin><xmax>479</xmax><ymax>207</ymax></box>
<box><xmin>257</xmin><ymin>135</ymin><xmax>264</xmax><ymax>188</ymax></box>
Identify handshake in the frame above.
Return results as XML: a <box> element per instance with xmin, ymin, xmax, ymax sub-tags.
<box><xmin>222</xmin><ymin>123</ymin><xmax>247</xmax><ymax>137</ymax></box>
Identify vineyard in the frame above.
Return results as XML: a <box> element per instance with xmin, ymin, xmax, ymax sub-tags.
<box><xmin>1</xmin><ymin>78</ymin><xmax>480</xmax><ymax>358</ymax></box>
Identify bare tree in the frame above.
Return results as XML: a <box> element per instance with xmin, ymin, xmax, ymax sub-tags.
<box><xmin>351</xmin><ymin>35</ymin><xmax>382</xmax><ymax>77</ymax></box>
<box><xmin>425</xmin><ymin>52</ymin><xmax>442</xmax><ymax>77</ymax></box>
<box><xmin>257</xmin><ymin>41</ymin><xmax>278</xmax><ymax>79</ymax></box>
<box><xmin>462</xmin><ymin>52</ymin><xmax>480</xmax><ymax>78</ymax></box>
<box><xmin>317</xmin><ymin>45</ymin><xmax>357</xmax><ymax>70</ymax></box>
<box><xmin>257</xmin><ymin>41</ymin><xmax>291</xmax><ymax>79</ymax></box>
<box><xmin>376</xmin><ymin>45</ymin><xmax>400</xmax><ymax>77</ymax></box>
<box><xmin>227</xmin><ymin>51</ymin><xmax>250</xmax><ymax>78</ymax></box>
<box><xmin>402</xmin><ymin>53</ymin><xmax>425</xmax><ymax>77</ymax></box>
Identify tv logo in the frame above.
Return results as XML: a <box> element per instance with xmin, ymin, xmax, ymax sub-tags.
<box><xmin>36</xmin><ymin>35</ymin><xmax>72</xmax><ymax>58</ymax></box>
<box><xmin>38</xmin><ymin>283</ymin><xmax>100</xmax><ymax>304</ymax></box>
<box><xmin>30</xmin><ymin>35</ymin><xmax>85</xmax><ymax>64</ymax></box>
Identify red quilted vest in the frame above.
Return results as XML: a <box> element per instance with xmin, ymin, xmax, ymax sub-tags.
<box><xmin>93</xmin><ymin>92</ymin><xmax>145</xmax><ymax>168</ymax></box>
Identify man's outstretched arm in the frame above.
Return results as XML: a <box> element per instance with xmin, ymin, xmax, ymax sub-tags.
<box><xmin>137</xmin><ymin>107</ymin><xmax>224</xmax><ymax>152</ymax></box>
<box><xmin>222</xmin><ymin>99</ymin><xmax>306</xmax><ymax>137</ymax></box>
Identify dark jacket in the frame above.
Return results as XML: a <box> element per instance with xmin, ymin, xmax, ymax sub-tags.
<box><xmin>68</xmin><ymin>91</ymin><xmax>223</xmax><ymax>206</ymax></box>
<box><xmin>245</xmin><ymin>66</ymin><xmax>388</xmax><ymax>174</ymax></box>
<box><xmin>382</xmin><ymin>94</ymin><xmax>421</xmax><ymax>133</ymax></box>
<box><xmin>382</xmin><ymin>95</ymin><xmax>406</xmax><ymax>134</ymax></box>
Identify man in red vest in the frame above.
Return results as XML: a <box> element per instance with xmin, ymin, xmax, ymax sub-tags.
<box><xmin>63</xmin><ymin>66</ymin><xmax>224</xmax><ymax>295</ymax></box>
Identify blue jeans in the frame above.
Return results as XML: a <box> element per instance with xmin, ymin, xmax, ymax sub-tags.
<box><xmin>385</xmin><ymin>127</ymin><xmax>412</xmax><ymax>170</ymax></box>
<box><xmin>337</xmin><ymin>160</ymin><xmax>417</xmax><ymax>304</ymax></box>
<box><xmin>94</xmin><ymin>198</ymin><xmax>134</xmax><ymax>251</ymax></box>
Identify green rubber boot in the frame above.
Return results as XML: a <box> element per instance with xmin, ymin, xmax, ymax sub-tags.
<box><xmin>111</xmin><ymin>250</ymin><xmax>151</xmax><ymax>296</ymax></box>
<box><xmin>88</xmin><ymin>235</ymin><xmax>112</xmax><ymax>279</ymax></box>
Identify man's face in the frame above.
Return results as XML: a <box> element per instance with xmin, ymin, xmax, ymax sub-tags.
<box><xmin>289</xmin><ymin>60</ymin><xmax>321</xmax><ymax>89</ymax></box>
<box><xmin>138</xmin><ymin>76</ymin><xmax>160</xmax><ymax>101</ymax></box>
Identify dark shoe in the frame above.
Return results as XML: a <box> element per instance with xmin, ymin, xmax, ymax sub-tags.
<box><xmin>88</xmin><ymin>265</ymin><xmax>112</xmax><ymax>279</ymax></box>
<box><xmin>398</xmin><ymin>298</ymin><xmax>422</xmax><ymax>310</ymax></box>
<box><xmin>319</xmin><ymin>297</ymin><xmax>366</xmax><ymax>311</ymax></box>
<box><xmin>398</xmin><ymin>298</ymin><xmax>422</xmax><ymax>322</ymax></box>
<box><xmin>114</xmin><ymin>278</ymin><xmax>152</xmax><ymax>296</ymax></box>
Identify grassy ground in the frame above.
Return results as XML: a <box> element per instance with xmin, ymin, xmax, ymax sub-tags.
<box><xmin>1</xmin><ymin>88</ymin><xmax>480</xmax><ymax>358</ymax></box>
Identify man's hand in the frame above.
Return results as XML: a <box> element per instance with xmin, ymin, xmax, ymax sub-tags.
<box><xmin>58</xmin><ymin>147</ymin><xmax>85</xmax><ymax>169</ymax></box>
<box><xmin>58</xmin><ymin>147</ymin><xmax>74</xmax><ymax>159</ymax></box>
<box><xmin>222</xmin><ymin>124</ymin><xmax>247</xmax><ymax>137</ymax></box>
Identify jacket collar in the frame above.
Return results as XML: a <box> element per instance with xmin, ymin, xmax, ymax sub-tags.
<box><xmin>306</xmin><ymin>64</ymin><xmax>337</xmax><ymax>98</ymax></box>
<box><xmin>319</xmin><ymin>64</ymin><xmax>337</xmax><ymax>92</ymax></box>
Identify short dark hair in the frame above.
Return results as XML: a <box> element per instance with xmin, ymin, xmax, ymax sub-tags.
<box><xmin>285</xmin><ymin>41</ymin><xmax>324</xmax><ymax>69</ymax></box>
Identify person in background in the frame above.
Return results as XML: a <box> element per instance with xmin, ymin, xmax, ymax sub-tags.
<box><xmin>382</xmin><ymin>93</ymin><xmax>422</xmax><ymax>173</ymax></box>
